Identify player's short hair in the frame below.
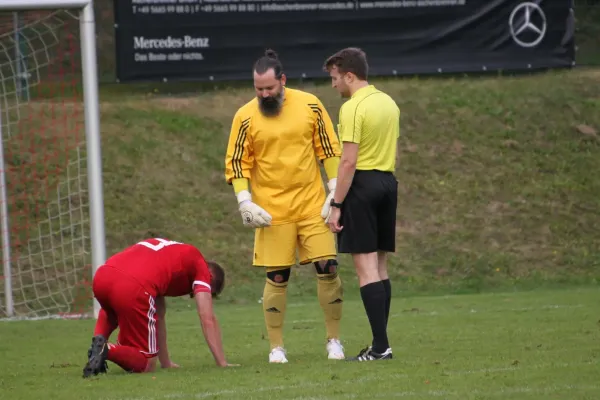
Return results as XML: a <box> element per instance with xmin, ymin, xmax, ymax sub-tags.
<box><xmin>323</xmin><ymin>47</ymin><xmax>369</xmax><ymax>81</ymax></box>
<box><xmin>207</xmin><ymin>260</ymin><xmax>225</xmax><ymax>298</ymax></box>
<box><xmin>254</xmin><ymin>49</ymin><xmax>284</xmax><ymax>79</ymax></box>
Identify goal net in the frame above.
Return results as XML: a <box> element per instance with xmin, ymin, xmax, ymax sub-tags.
<box><xmin>0</xmin><ymin>3</ymin><xmax>104</xmax><ymax>320</ymax></box>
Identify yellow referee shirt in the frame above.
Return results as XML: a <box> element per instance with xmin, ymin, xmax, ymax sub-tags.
<box><xmin>225</xmin><ymin>87</ymin><xmax>341</xmax><ymax>225</ymax></box>
<box><xmin>338</xmin><ymin>85</ymin><xmax>400</xmax><ymax>172</ymax></box>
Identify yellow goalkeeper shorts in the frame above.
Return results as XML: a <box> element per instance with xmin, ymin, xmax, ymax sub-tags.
<box><xmin>253</xmin><ymin>212</ymin><xmax>337</xmax><ymax>267</ymax></box>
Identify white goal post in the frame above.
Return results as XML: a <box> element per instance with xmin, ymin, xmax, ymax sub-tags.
<box><xmin>0</xmin><ymin>0</ymin><xmax>105</xmax><ymax>319</ymax></box>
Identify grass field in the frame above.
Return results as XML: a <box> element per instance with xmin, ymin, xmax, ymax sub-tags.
<box><xmin>0</xmin><ymin>59</ymin><xmax>600</xmax><ymax>400</ymax></box>
<box><xmin>1</xmin><ymin>4</ymin><xmax>599</xmax><ymax>397</ymax></box>
<box><xmin>93</xmin><ymin>67</ymin><xmax>600</xmax><ymax>300</ymax></box>
<box><xmin>2</xmin><ymin>287</ymin><xmax>600</xmax><ymax>399</ymax></box>
<box><xmin>2</xmin><ymin>66</ymin><xmax>600</xmax><ymax>316</ymax></box>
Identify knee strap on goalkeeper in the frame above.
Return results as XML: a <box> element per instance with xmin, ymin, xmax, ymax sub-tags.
<box><xmin>314</xmin><ymin>259</ymin><xmax>338</xmax><ymax>278</ymax></box>
<box><xmin>266</xmin><ymin>267</ymin><xmax>291</xmax><ymax>285</ymax></box>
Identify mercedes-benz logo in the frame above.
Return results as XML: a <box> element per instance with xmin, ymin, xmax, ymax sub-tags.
<box><xmin>509</xmin><ymin>2</ymin><xmax>547</xmax><ymax>48</ymax></box>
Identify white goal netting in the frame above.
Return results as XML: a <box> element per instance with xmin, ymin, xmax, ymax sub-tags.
<box><xmin>0</xmin><ymin>10</ymin><xmax>92</xmax><ymax>319</ymax></box>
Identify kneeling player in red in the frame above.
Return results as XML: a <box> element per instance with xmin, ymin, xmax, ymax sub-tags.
<box><xmin>82</xmin><ymin>238</ymin><xmax>238</xmax><ymax>378</ymax></box>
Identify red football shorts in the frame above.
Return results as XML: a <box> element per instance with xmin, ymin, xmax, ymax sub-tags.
<box><xmin>93</xmin><ymin>265</ymin><xmax>159</xmax><ymax>356</ymax></box>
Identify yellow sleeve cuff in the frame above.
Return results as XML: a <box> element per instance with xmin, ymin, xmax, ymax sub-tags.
<box><xmin>323</xmin><ymin>157</ymin><xmax>340</xmax><ymax>180</ymax></box>
<box><xmin>231</xmin><ymin>178</ymin><xmax>249</xmax><ymax>195</ymax></box>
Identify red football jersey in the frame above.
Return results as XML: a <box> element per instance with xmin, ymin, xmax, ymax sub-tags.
<box><xmin>104</xmin><ymin>238</ymin><xmax>212</xmax><ymax>297</ymax></box>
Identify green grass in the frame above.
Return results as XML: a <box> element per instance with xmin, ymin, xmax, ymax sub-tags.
<box><xmin>92</xmin><ymin>68</ymin><xmax>600</xmax><ymax>301</ymax></box>
<box><xmin>1</xmin><ymin>287</ymin><xmax>600</xmax><ymax>399</ymax></box>
<box><xmin>2</xmin><ymin>66</ymin><xmax>600</xmax><ymax>400</ymax></box>
<box><xmin>2</xmin><ymin>68</ymin><xmax>600</xmax><ymax>317</ymax></box>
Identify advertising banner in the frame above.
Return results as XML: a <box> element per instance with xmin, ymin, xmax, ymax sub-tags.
<box><xmin>114</xmin><ymin>0</ymin><xmax>575</xmax><ymax>82</ymax></box>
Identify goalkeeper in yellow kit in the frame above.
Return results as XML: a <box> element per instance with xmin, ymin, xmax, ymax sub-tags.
<box><xmin>224</xmin><ymin>49</ymin><xmax>345</xmax><ymax>363</ymax></box>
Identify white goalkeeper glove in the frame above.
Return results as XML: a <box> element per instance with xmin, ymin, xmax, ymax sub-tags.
<box><xmin>236</xmin><ymin>190</ymin><xmax>272</xmax><ymax>228</ymax></box>
<box><xmin>320</xmin><ymin>178</ymin><xmax>337</xmax><ymax>223</ymax></box>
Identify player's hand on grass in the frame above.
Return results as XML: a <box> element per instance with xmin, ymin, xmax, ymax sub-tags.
<box><xmin>236</xmin><ymin>190</ymin><xmax>272</xmax><ymax>228</ymax></box>
<box><xmin>217</xmin><ymin>360</ymin><xmax>241</xmax><ymax>367</ymax></box>
<box><xmin>161</xmin><ymin>361</ymin><xmax>180</xmax><ymax>369</ymax></box>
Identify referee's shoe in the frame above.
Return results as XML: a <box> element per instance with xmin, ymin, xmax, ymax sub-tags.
<box><xmin>346</xmin><ymin>346</ymin><xmax>392</xmax><ymax>361</ymax></box>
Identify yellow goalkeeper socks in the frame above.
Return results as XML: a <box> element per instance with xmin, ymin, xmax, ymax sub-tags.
<box><xmin>263</xmin><ymin>267</ymin><xmax>290</xmax><ymax>350</ymax></box>
<box><xmin>317</xmin><ymin>272</ymin><xmax>343</xmax><ymax>340</ymax></box>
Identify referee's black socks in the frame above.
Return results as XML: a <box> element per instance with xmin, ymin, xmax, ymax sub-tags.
<box><xmin>381</xmin><ymin>278</ymin><xmax>392</xmax><ymax>327</ymax></box>
<box><xmin>360</xmin><ymin>281</ymin><xmax>390</xmax><ymax>353</ymax></box>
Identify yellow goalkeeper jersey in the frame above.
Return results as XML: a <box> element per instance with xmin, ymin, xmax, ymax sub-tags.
<box><xmin>225</xmin><ymin>87</ymin><xmax>341</xmax><ymax>225</ymax></box>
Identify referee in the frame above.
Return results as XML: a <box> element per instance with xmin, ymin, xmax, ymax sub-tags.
<box><xmin>321</xmin><ymin>47</ymin><xmax>400</xmax><ymax>362</ymax></box>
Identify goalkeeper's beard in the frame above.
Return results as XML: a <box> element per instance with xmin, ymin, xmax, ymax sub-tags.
<box><xmin>258</xmin><ymin>91</ymin><xmax>283</xmax><ymax>117</ymax></box>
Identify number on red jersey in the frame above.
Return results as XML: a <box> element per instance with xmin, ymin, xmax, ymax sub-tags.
<box><xmin>136</xmin><ymin>238</ymin><xmax>182</xmax><ymax>251</ymax></box>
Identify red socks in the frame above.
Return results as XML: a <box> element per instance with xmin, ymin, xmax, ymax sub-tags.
<box><xmin>93</xmin><ymin>309</ymin><xmax>118</xmax><ymax>338</ymax></box>
<box><xmin>94</xmin><ymin>309</ymin><xmax>151</xmax><ymax>373</ymax></box>
<box><xmin>107</xmin><ymin>344</ymin><xmax>149</xmax><ymax>373</ymax></box>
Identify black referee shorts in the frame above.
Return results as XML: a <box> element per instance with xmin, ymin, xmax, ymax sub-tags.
<box><xmin>338</xmin><ymin>170</ymin><xmax>398</xmax><ymax>254</ymax></box>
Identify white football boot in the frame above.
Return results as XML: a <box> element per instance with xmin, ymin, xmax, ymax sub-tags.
<box><xmin>269</xmin><ymin>346</ymin><xmax>288</xmax><ymax>363</ymax></box>
<box><xmin>326</xmin><ymin>338</ymin><xmax>345</xmax><ymax>360</ymax></box>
